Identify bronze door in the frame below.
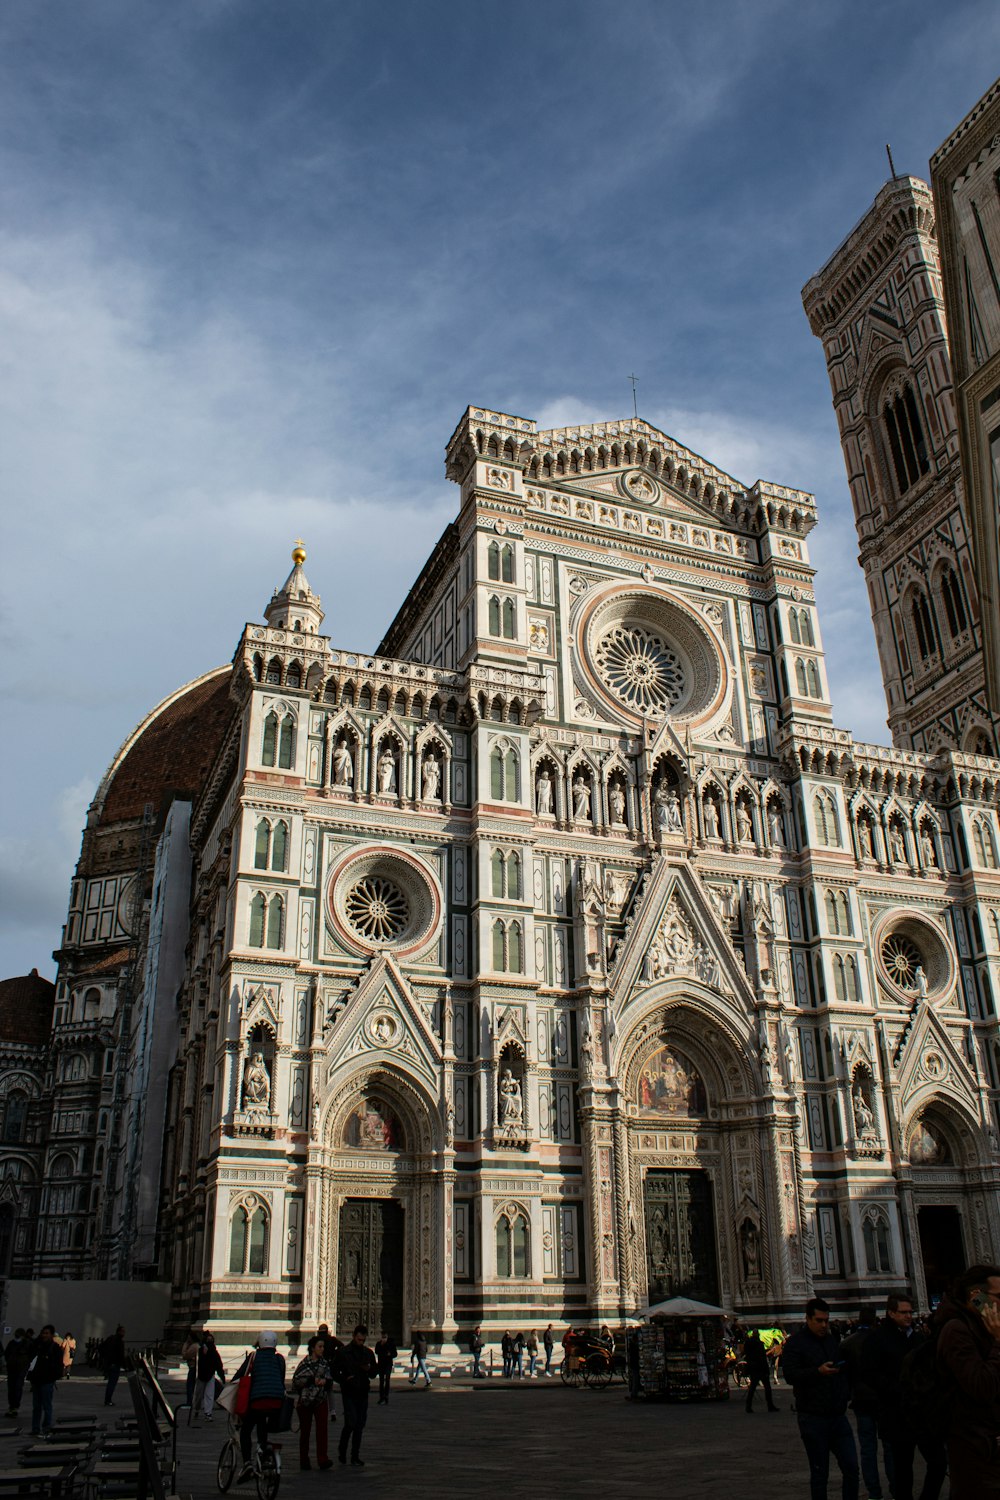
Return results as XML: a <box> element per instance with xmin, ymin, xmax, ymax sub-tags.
<box><xmin>643</xmin><ymin>1169</ymin><xmax>718</xmax><ymax>1305</ymax></box>
<box><xmin>337</xmin><ymin>1198</ymin><xmax>404</xmax><ymax>1339</ymax></box>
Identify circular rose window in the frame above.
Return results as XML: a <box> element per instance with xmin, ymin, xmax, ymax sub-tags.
<box><xmin>873</xmin><ymin>910</ymin><xmax>956</xmax><ymax>1001</ymax></box>
<box><xmin>327</xmin><ymin>846</ymin><xmax>442</xmax><ymax>958</ymax></box>
<box><xmin>575</xmin><ymin>583</ymin><xmax>732</xmax><ymax>731</ymax></box>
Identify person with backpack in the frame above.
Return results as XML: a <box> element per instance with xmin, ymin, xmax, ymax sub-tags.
<box><xmin>862</xmin><ymin>1293</ymin><xmax>947</xmax><ymax>1500</ymax></box>
<box><xmin>234</xmin><ymin>1330</ymin><xmax>286</xmax><ymax>1483</ymax></box>
<box><xmin>781</xmin><ymin>1296</ymin><xmax>860</xmax><ymax>1500</ymax></box>
<box><xmin>192</xmin><ymin>1331</ymin><xmax>226</xmax><ymax>1425</ymax></box>
<box><xmin>841</xmin><ymin>1307</ymin><xmax>893</xmax><ymax>1500</ymax></box>
<box><xmin>743</xmin><ymin>1328</ymin><xmax>778</xmax><ymax>1413</ymax></box>
<box><xmin>935</xmin><ymin>1262</ymin><xmax>1000</xmax><ymax>1499</ymax></box>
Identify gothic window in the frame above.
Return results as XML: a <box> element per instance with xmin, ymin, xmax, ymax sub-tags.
<box><xmin>254</xmin><ymin>820</ymin><xmax>270</xmax><ymax>870</ymax></box>
<box><xmin>252</xmin><ymin>653</ymin><xmax>264</xmax><ymax>681</ymax></box>
<box><xmin>825</xmin><ymin>890</ymin><xmax>851</xmax><ymax>935</ymax></box>
<box><xmin>488</xmin><ymin>596</ymin><xmax>501</xmax><ymax>636</ymax></box>
<box><xmin>806</xmin><ymin>660</ymin><xmax>820</xmax><ymax>697</ymax></box>
<box><xmin>501</xmin><ymin>545</ymin><xmax>515</xmax><ymax>584</ymax></box>
<box><xmin>491</xmin><ymin>919</ymin><xmax>523</xmax><ymax>973</ymax></box>
<box><xmin>270</xmin><ymin>821</ymin><xmax>288</xmax><ymax>873</ymax></box>
<box><xmin>911</xmin><ymin>591</ymin><xmax>936</xmax><ymax>661</ymax></box>
<box><xmin>249</xmin><ymin>892</ymin><xmax>266</xmax><ymax>947</ymax></box>
<box><xmin>265</xmin><ymin>657</ymin><xmax>282</xmax><ymax>685</ymax></box>
<box><xmin>491</xmin><ymin>849</ymin><xmax>505</xmax><ymax>897</ymax></box>
<box><xmin>265</xmin><ymin>895</ymin><xmax>284</xmax><ymax>950</ymax></box>
<box><xmin>261</xmin><ymin>712</ymin><xmax>278</xmax><ymax>766</ymax></box>
<box><xmin>495</xmin><ymin>1209</ymin><xmax>530</xmax><ymax>1278</ymax></box>
<box><xmin>795</xmin><ymin>658</ymin><xmax>808</xmax><ymax>695</ymax></box>
<box><xmin>883</xmin><ymin>383</ymin><xmax>930</xmax><ymax>496</ymax></box>
<box><xmin>974</xmin><ymin>818</ymin><xmax>999</xmax><ymax>869</ymax></box>
<box><xmin>940</xmin><ymin>566</ymin><xmax>968</xmax><ymax>639</ymax></box>
<box><xmin>492</xmin><ymin>919</ymin><xmax>505</xmax><ymax>972</ymax></box>
<box><xmin>490</xmin><ymin>745</ymin><xmax>519</xmax><ymax>802</ymax></box>
<box><xmin>799</xmin><ymin>610</ymin><xmax>815</xmax><ymax>646</ymax></box>
<box><xmin>790</xmin><ymin>609</ymin><xmax>802</xmax><ymax>645</ymax></box>
<box><xmin>488</xmin><ymin>542</ymin><xmax>501</xmax><ymax>581</ymax></box>
<box><xmin>502</xmin><ymin>598</ymin><xmax>516</xmax><ymax>639</ymax></box>
<box><xmin>833</xmin><ymin>954</ymin><xmax>847</xmax><ymax>1003</ymax></box>
<box><xmin>285</xmin><ymin>662</ymin><xmax>302</xmax><ymax>689</ymax></box>
<box><xmin>278</xmin><ymin>714</ymin><xmax>295</xmax><ymax>769</ymax></box>
<box><xmin>862</xmin><ymin>1210</ymin><xmax>892</xmax><ymax>1274</ymax></box>
<box><xmin>508</xmin><ymin>921</ymin><xmax>523</xmax><ymax>973</ymax></box>
<box><xmin>229</xmin><ymin>1201</ymin><xmax>269</xmax><ymax>1276</ymax></box>
<box><xmin>2</xmin><ymin>1092</ymin><xmax>28</xmax><ymax>1144</ymax></box>
<box><xmin>813</xmin><ymin>792</ymin><xmax>841</xmax><ymax>848</ymax></box>
<box><xmin>506</xmin><ymin>851</ymin><xmax>521</xmax><ymax>899</ymax></box>
<box><xmin>845</xmin><ymin>955</ymin><xmax>860</xmax><ymax>1002</ymax></box>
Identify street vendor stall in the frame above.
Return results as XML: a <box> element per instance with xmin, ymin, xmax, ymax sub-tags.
<box><xmin>634</xmin><ymin>1296</ymin><xmax>729</xmax><ymax>1401</ymax></box>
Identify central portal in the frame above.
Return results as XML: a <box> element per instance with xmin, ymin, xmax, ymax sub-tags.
<box><xmin>643</xmin><ymin>1168</ymin><xmax>719</xmax><ymax>1305</ymax></box>
<box><xmin>337</xmin><ymin>1198</ymin><xmax>404</xmax><ymax>1338</ymax></box>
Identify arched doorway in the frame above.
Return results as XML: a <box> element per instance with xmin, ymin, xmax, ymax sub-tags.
<box><xmin>904</xmin><ymin>1100</ymin><xmax>987</xmax><ymax>1304</ymax></box>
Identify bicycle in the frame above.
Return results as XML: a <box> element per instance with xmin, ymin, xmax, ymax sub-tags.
<box><xmin>217</xmin><ymin>1414</ymin><xmax>282</xmax><ymax>1500</ymax></box>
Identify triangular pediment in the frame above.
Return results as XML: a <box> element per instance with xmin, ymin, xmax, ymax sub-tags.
<box><xmin>537</xmin><ymin>470</ymin><xmax>736</xmax><ymax>529</ymax></box>
<box><xmin>609</xmin><ymin>859</ymin><xmax>755</xmax><ymax>1015</ymax></box>
<box><xmin>895</xmin><ymin>1003</ymin><xmax>978</xmax><ymax>1111</ymax></box>
<box><xmin>324</xmin><ymin>953</ymin><xmax>441</xmax><ymax>1087</ymax></box>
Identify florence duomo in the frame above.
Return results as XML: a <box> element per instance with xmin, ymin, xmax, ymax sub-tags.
<box><xmin>1</xmin><ymin>12</ymin><xmax>1000</xmax><ymax>1365</ymax></box>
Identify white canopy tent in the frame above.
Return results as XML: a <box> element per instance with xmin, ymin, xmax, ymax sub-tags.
<box><xmin>639</xmin><ymin>1295</ymin><xmax>728</xmax><ymax>1318</ymax></box>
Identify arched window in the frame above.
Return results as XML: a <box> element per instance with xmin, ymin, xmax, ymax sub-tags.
<box><xmin>254</xmin><ymin>820</ymin><xmax>270</xmax><ymax>870</ymax></box>
<box><xmin>911</xmin><ymin>591</ymin><xmax>936</xmax><ymax>660</ymax></box>
<box><xmin>266</xmin><ymin>896</ymin><xmax>284</xmax><ymax>950</ymax></box>
<box><xmin>248</xmin><ymin>1205</ymin><xmax>268</xmax><ymax>1274</ymax></box>
<box><xmin>883</xmin><ymin>383</ymin><xmax>930</xmax><ymax>495</ymax></box>
<box><xmin>490</xmin><ymin>748</ymin><xmax>504</xmax><ymax>800</ymax></box>
<box><xmin>799</xmin><ymin>610</ymin><xmax>815</xmax><ymax>646</ymax></box>
<box><xmin>249</xmin><ymin>892</ymin><xmax>266</xmax><ymax>948</ymax></box>
<box><xmin>261</xmin><ymin>713</ymin><xmax>278</xmax><ymax>767</ymax></box>
<box><xmin>506</xmin><ymin>851</ymin><xmax>521</xmax><ymax>899</ymax></box>
<box><xmin>495</xmin><ymin>1210</ymin><xmax>530</xmax><ymax>1278</ymax></box>
<box><xmin>265</xmin><ymin>657</ymin><xmax>282</xmax><ymax>685</ymax></box>
<box><xmin>492</xmin><ymin>849</ymin><xmax>505</xmax><ymax>897</ymax></box>
<box><xmin>940</xmin><ymin>567</ymin><xmax>968</xmax><ymax>638</ymax></box>
<box><xmin>789</xmin><ymin>609</ymin><xmax>802</xmax><ymax>645</ymax></box>
<box><xmin>488</xmin><ymin>596</ymin><xmax>501</xmax><ymax>636</ymax></box>
<box><xmin>806</xmin><ymin>660</ymin><xmax>820</xmax><ymax>697</ymax></box>
<box><xmin>974</xmin><ymin>818</ymin><xmax>998</xmax><ymax>869</ymax></box>
<box><xmin>505</xmin><ymin>748</ymin><xmax>519</xmax><ymax>801</ymax></box>
<box><xmin>502</xmin><ymin>598</ymin><xmax>516</xmax><ymax>639</ymax></box>
<box><xmin>3</xmin><ymin>1091</ymin><xmax>28</xmax><ymax>1144</ymax></box>
<box><xmin>845</xmin><ymin>955</ymin><xmax>860</xmax><ymax>1002</ymax></box>
<box><xmin>229</xmin><ymin>1201</ymin><xmax>270</xmax><ymax>1275</ymax></box>
<box><xmin>492</xmin><ymin>920</ymin><xmax>506</xmax><ymax>972</ymax></box>
<box><xmin>487</xmin><ymin>542</ymin><xmax>501</xmax><ymax>581</ymax></box>
<box><xmin>270</xmin><ymin>821</ymin><xmax>288</xmax><ymax>873</ymax></box>
<box><xmin>278</xmin><ymin>715</ymin><xmax>295</xmax><ymax>769</ymax></box>
<box><xmin>795</xmin><ymin>659</ymin><xmax>808</xmax><ymax>695</ymax></box>
<box><xmin>813</xmin><ymin>792</ymin><xmax>841</xmax><ymax>847</ymax></box>
<box><xmin>833</xmin><ymin>954</ymin><xmax>847</xmax><ymax>1002</ymax></box>
<box><xmin>501</xmin><ymin>545</ymin><xmax>515</xmax><ymax>584</ymax></box>
<box><xmin>508</xmin><ymin>922</ymin><xmax>523</xmax><ymax>974</ymax></box>
<box><xmin>252</xmin><ymin>653</ymin><xmax>264</xmax><ymax>681</ymax></box>
<box><xmin>863</xmin><ymin>1210</ymin><xmax>893</xmax><ymax>1274</ymax></box>
<box><xmin>285</xmin><ymin>662</ymin><xmax>302</xmax><ymax>689</ymax></box>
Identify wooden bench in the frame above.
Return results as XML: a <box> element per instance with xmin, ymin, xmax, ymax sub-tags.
<box><xmin>0</xmin><ymin>1464</ymin><xmax>78</xmax><ymax>1496</ymax></box>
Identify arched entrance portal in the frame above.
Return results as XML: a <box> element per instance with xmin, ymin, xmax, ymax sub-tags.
<box><xmin>304</xmin><ymin>1066</ymin><xmax>445</xmax><ymax>1342</ymax></box>
<box><xmin>903</xmin><ymin>1099</ymin><xmax>996</xmax><ymax>1304</ymax></box>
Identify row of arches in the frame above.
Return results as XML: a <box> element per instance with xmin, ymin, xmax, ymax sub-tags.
<box><xmin>321</xmin><ymin>719</ymin><xmax>453</xmax><ymax>806</ymax></box>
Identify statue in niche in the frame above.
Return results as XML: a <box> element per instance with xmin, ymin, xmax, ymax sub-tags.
<box><xmin>740</xmin><ymin>1219</ymin><xmax>761</xmax><ymax>1281</ymax></box>
<box><xmin>333</xmin><ymin>738</ymin><xmax>353</xmax><ymax>787</ymax></box>
<box><xmin>655</xmin><ymin>784</ymin><xmax>683</xmax><ymax>833</ymax></box>
<box><xmin>768</xmin><ymin>807</ymin><xmax>784</xmax><ymax>847</ymax></box>
<box><xmin>377</xmin><ymin>746</ymin><xmax>396</xmax><ymax>794</ymax></box>
<box><xmin>243</xmin><ymin>1051</ymin><xmax>271</xmax><ymax>1110</ymax></box>
<box><xmin>858</xmin><ymin>819</ymin><xmax>874</xmax><ymax>859</ymax></box>
<box><xmin>889</xmin><ymin>824</ymin><xmax>906</xmax><ymax>864</ymax></box>
<box><xmin>536</xmin><ymin>767</ymin><xmax>553</xmax><ymax>815</ymax></box>
<box><xmin>498</xmin><ymin>1068</ymin><xmax>523</xmax><ymax>1126</ymax></box>
<box><xmin>422</xmin><ymin>753</ymin><xmax>441</xmax><ymax>801</ymax></box>
<box><xmin>914</xmin><ymin>965</ymin><xmax>929</xmax><ymax>1000</ymax></box>
<box><xmin>703</xmin><ymin>796</ymin><xmax>720</xmax><ymax>839</ymax></box>
<box><xmin>852</xmin><ymin>1084</ymin><xmax>877</xmax><ymax>1140</ymax></box>
<box><xmin>736</xmin><ymin>802</ymin><xmax>754</xmax><ymax>843</ymax></box>
<box><xmin>921</xmin><ymin>830</ymin><xmax>937</xmax><ymax>867</ymax></box>
<box><xmin>572</xmin><ymin>774</ymin><xmax>591</xmax><ymax>821</ymax></box>
<box><xmin>608</xmin><ymin>781</ymin><xmax>626</xmax><ymax>826</ymax></box>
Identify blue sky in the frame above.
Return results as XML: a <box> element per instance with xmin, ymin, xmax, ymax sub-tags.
<box><xmin>1</xmin><ymin>0</ymin><xmax>997</xmax><ymax>980</ymax></box>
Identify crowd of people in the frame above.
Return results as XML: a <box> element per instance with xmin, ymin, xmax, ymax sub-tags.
<box><xmin>2</xmin><ymin>1322</ymin><xmax>133</xmax><ymax>1435</ymax></box>
<box><xmin>734</xmin><ymin>1263</ymin><xmax>1000</xmax><ymax>1500</ymax></box>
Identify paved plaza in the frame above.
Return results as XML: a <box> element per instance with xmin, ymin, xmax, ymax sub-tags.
<box><xmin>0</xmin><ymin>1364</ymin><xmax>858</xmax><ymax>1500</ymax></box>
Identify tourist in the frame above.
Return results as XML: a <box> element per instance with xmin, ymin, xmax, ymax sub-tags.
<box><xmin>543</xmin><ymin>1324</ymin><xmax>554</xmax><ymax>1376</ymax></box>
<box><xmin>408</xmin><ymin>1331</ymin><xmax>431</xmax><ymax>1388</ymax></box>
<box><xmin>235</xmin><ymin>1331</ymin><xmax>286</xmax><ymax>1483</ymax></box>
<box><xmin>782</xmin><ymin>1297</ymin><xmax>859</xmax><ymax>1500</ymax></box>
<box><xmin>863</xmin><ymin>1292</ymin><xmax>946</xmax><ymax>1500</ymax></box>
<box><xmin>5</xmin><ymin>1329</ymin><xmax>32</xmax><ymax>1418</ymax></box>
<box><xmin>512</xmin><ymin>1331</ymin><xmax>525</xmax><ymax>1378</ymax></box>
<box><xmin>27</xmin><ymin>1325</ymin><xmax>64</xmax><ymax>1437</ymax></box>
<box><xmin>192</xmin><ymin>1331</ymin><xmax>226</xmax><ymax>1425</ymax></box>
<box><xmin>525</xmin><ymin>1329</ymin><xmax>539</xmax><ymax>1378</ymax></box>
<box><xmin>180</xmin><ymin>1329</ymin><xmax>201</xmax><ymax>1408</ymax></box>
<box><xmin>470</xmin><ymin>1325</ymin><xmax>485</xmax><ymax>1379</ymax></box>
<box><xmin>501</xmin><ymin>1330</ymin><xmax>513</xmax><ymax>1378</ymax></box>
<box><xmin>841</xmin><ymin>1307</ymin><xmax>892</xmax><ymax>1499</ymax></box>
<box><xmin>743</xmin><ymin>1328</ymin><xmax>778</xmax><ymax>1413</ymax></box>
<box><xmin>292</xmin><ymin>1335</ymin><xmax>334</xmax><ymax>1471</ymax></box>
<box><xmin>935</xmin><ymin>1263</ymin><xmax>1000</xmax><ymax>1499</ymax></box>
<box><xmin>374</xmin><ymin>1331</ymin><xmax>397</xmax><ymax>1404</ymax></box>
<box><xmin>333</xmin><ymin>1325</ymin><xmax>377</xmax><ymax>1467</ymax></box>
<box><xmin>60</xmin><ymin>1331</ymin><xmax>76</xmax><ymax>1380</ymax></box>
<box><xmin>101</xmin><ymin>1325</ymin><xmax>126</xmax><ymax>1407</ymax></box>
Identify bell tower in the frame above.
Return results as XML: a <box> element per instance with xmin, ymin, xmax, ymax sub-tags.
<box><xmin>802</xmin><ymin>175</ymin><xmax>997</xmax><ymax>754</ymax></box>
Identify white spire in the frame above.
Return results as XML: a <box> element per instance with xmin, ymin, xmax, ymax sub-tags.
<box><xmin>264</xmin><ymin>540</ymin><xmax>324</xmax><ymax>633</ymax></box>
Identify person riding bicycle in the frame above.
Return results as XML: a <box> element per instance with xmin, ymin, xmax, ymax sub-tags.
<box><xmin>236</xmin><ymin>1330</ymin><xmax>287</xmax><ymax>1482</ymax></box>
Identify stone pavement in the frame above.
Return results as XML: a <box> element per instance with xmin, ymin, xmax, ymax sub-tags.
<box><xmin>0</xmin><ymin>1365</ymin><xmax>918</xmax><ymax>1500</ymax></box>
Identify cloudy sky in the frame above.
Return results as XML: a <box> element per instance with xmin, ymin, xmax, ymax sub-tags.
<box><xmin>1</xmin><ymin>1</ymin><xmax>996</xmax><ymax>981</ymax></box>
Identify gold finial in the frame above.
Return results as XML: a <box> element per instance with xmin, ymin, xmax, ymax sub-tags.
<box><xmin>292</xmin><ymin>538</ymin><xmax>306</xmax><ymax>565</ymax></box>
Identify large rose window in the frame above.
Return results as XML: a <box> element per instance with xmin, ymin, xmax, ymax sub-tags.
<box><xmin>345</xmin><ymin>876</ymin><xmax>409</xmax><ymax>943</ymax></box>
<box><xmin>595</xmin><ymin>625</ymin><xmax>686</xmax><ymax>715</ymax></box>
<box><xmin>327</xmin><ymin>846</ymin><xmax>442</xmax><ymax>959</ymax></box>
<box><xmin>880</xmin><ymin>933</ymin><xmax>923</xmax><ymax>992</ymax></box>
<box><xmin>873</xmin><ymin>910</ymin><xmax>956</xmax><ymax>1002</ymax></box>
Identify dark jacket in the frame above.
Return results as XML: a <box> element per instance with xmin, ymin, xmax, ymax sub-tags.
<box><xmin>936</xmin><ymin>1293</ymin><xmax>1000</xmax><ymax>1464</ymax></box>
<box><xmin>859</xmin><ymin>1318</ymin><xmax>919</xmax><ymax>1436</ymax></box>
<box><xmin>102</xmin><ymin>1333</ymin><xmax>126</xmax><ymax>1367</ymax></box>
<box><xmin>743</xmin><ymin>1331</ymin><xmax>770</xmax><ymax>1375</ymax></box>
<box><xmin>236</xmin><ymin>1348</ymin><xmax>286</xmax><ymax>1403</ymax></box>
<box><xmin>781</xmin><ymin>1325</ymin><xmax>849</xmax><ymax>1417</ymax></box>
<box><xmin>411</xmin><ymin>1335</ymin><xmax>428</xmax><ymax>1359</ymax></box>
<box><xmin>27</xmin><ymin>1340</ymin><xmax>65</xmax><ymax>1386</ymax></box>
<box><xmin>842</xmin><ymin>1324</ymin><xmax>880</xmax><ymax>1415</ymax></box>
<box><xmin>374</xmin><ymin>1337</ymin><xmax>397</xmax><ymax>1371</ymax></box>
<box><xmin>197</xmin><ymin>1342</ymin><xmax>226</xmax><ymax>1384</ymax></box>
<box><xmin>334</xmin><ymin>1341</ymin><xmax>377</xmax><ymax>1392</ymax></box>
<box><xmin>5</xmin><ymin>1337</ymin><xmax>33</xmax><ymax>1375</ymax></box>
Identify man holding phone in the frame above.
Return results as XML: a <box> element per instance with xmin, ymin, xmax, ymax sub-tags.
<box><xmin>936</xmin><ymin>1263</ymin><xmax>1000</xmax><ymax>1498</ymax></box>
<box><xmin>782</xmin><ymin>1297</ymin><xmax>859</xmax><ymax>1500</ymax></box>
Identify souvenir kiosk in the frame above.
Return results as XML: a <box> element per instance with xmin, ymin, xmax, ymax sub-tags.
<box><xmin>634</xmin><ymin>1296</ymin><xmax>729</xmax><ymax>1401</ymax></box>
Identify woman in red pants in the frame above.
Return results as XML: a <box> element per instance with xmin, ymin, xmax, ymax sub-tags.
<box><xmin>292</xmin><ymin>1335</ymin><xmax>335</xmax><ymax>1471</ymax></box>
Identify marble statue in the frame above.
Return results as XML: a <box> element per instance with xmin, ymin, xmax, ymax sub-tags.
<box><xmin>536</xmin><ymin>767</ymin><xmax>553</xmax><ymax>815</ymax></box>
<box><xmin>703</xmin><ymin>796</ymin><xmax>720</xmax><ymax>839</ymax></box>
<box><xmin>852</xmin><ymin>1085</ymin><xmax>876</xmax><ymax>1139</ymax></box>
<box><xmin>608</xmin><ymin>781</ymin><xmax>626</xmax><ymax>826</ymax></box>
<box><xmin>768</xmin><ymin>807</ymin><xmax>784</xmax><ymax>847</ymax></box>
<box><xmin>572</xmin><ymin>774</ymin><xmax>591</xmax><ymax>821</ymax></box>
<box><xmin>377</xmin><ymin>747</ymin><xmax>396</xmax><ymax>794</ymax></box>
<box><xmin>333</xmin><ymin>738</ymin><xmax>353</xmax><ymax>787</ymax></box>
<box><xmin>890</xmin><ymin>825</ymin><xmax>906</xmax><ymax>864</ymax></box>
<box><xmin>655</xmin><ymin>785</ymin><xmax>683</xmax><ymax>832</ymax></box>
<box><xmin>244</xmin><ymin>1051</ymin><xmax>270</xmax><ymax>1109</ymax></box>
<box><xmin>859</xmin><ymin>820</ymin><xmax>874</xmax><ymax>859</ymax></box>
<box><xmin>736</xmin><ymin>802</ymin><xmax>753</xmax><ymax>843</ymax></box>
<box><xmin>422</xmin><ymin>753</ymin><xmax>441</xmax><ymax>801</ymax></box>
<box><xmin>498</xmin><ymin>1068</ymin><xmax>523</xmax><ymax>1125</ymax></box>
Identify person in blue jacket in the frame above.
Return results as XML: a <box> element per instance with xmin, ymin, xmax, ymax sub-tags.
<box><xmin>236</xmin><ymin>1331</ymin><xmax>286</xmax><ymax>1480</ymax></box>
